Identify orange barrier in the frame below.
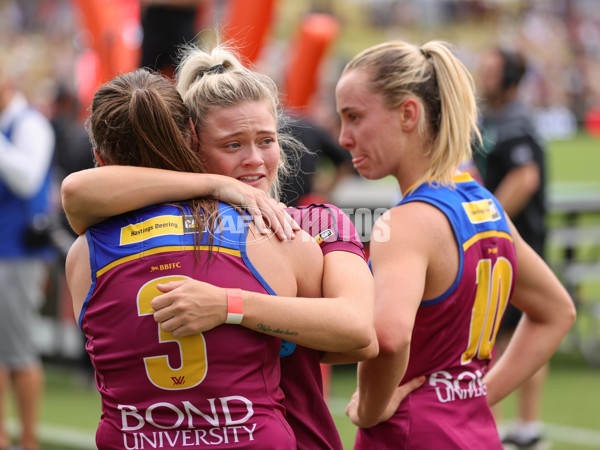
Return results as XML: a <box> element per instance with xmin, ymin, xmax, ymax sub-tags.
<box><xmin>321</xmin><ymin>364</ymin><xmax>332</xmax><ymax>401</ymax></box>
<box><xmin>223</xmin><ymin>0</ymin><xmax>277</xmax><ymax>65</ymax></box>
<box><xmin>71</xmin><ymin>0</ymin><xmax>140</xmax><ymax>82</ymax></box>
<box><xmin>74</xmin><ymin>49</ymin><xmax>101</xmax><ymax>121</ymax></box>
<box><xmin>285</xmin><ymin>15</ymin><xmax>341</xmax><ymax>403</ymax></box>
<box><xmin>70</xmin><ymin>0</ymin><xmax>140</xmax><ymax>113</ymax></box>
<box><xmin>283</xmin><ymin>13</ymin><xmax>339</xmax><ymax>110</ymax></box>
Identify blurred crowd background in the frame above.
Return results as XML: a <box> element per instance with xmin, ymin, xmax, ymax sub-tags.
<box><xmin>3</xmin><ymin>0</ymin><xmax>600</xmax><ymax>145</ymax></box>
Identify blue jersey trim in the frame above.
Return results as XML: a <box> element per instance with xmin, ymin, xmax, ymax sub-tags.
<box><xmin>80</xmin><ymin>203</ymin><xmax>279</xmax><ymax>327</ymax></box>
<box><xmin>279</xmin><ymin>340</ymin><xmax>297</xmax><ymax>357</ymax></box>
<box><xmin>398</xmin><ymin>176</ymin><xmax>508</xmax><ymax>307</ymax></box>
<box><xmin>237</xmin><ymin>211</ymin><xmax>277</xmax><ymax>296</ymax></box>
<box><xmin>79</xmin><ymin>231</ymin><xmax>98</xmax><ymax>330</ymax></box>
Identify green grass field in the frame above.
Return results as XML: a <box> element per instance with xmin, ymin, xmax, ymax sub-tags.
<box><xmin>547</xmin><ymin>131</ymin><xmax>600</xmax><ymax>184</ymax></box>
<box><xmin>330</xmin><ymin>353</ymin><xmax>600</xmax><ymax>450</ymax></box>
<box><xmin>6</xmin><ymin>351</ymin><xmax>600</xmax><ymax>450</ymax></box>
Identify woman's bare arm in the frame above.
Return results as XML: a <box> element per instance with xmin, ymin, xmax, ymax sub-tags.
<box><xmin>483</xmin><ymin>220</ymin><xmax>576</xmax><ymax>405</ymax></box>
<box><xmin>346</xmin><ymin>206</ymin><xmax>430</xmax><ymax>428</ymax></box>
<box><xmin>150</xmin><ymin>250</ymin><xmax>376</xmax><ymax>353</ymax></box>
<box><xmin>61</xmin><ymin>166</ymin><xmax>298</xmax><ymax>239</ymax></box>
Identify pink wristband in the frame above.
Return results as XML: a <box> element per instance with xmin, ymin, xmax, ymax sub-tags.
<box><xmin>225</xmin><ymin>289</ymin><xmax>244</xmax><ymax>324</ymax></box>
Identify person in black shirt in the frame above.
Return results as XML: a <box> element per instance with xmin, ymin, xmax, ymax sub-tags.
<box><xmin>281</xmin><ymin>117</ymin><xmax>354</xmax><ymax>207</ymax></box>
<box><xmin>474</xmin><ymin>47</ymin><xmax>548</xmax><ymax>449</ymax></box>
<box><xmin>140</xmin><ymin>1</ymin><xmax>207</xmax><ymax>79</ymax></box>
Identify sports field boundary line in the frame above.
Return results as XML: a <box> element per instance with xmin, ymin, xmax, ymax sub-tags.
<box><xmin>545</xmin><ymin>423</ymin><xmax>600</xmax><ymax>447</ymax></box>
<box><xmin>8</xmin><ymin>406</ymin><xmax>600</xmax><ymax>449</ymax></box>
<box><xmin>7</xmin><ymin>418</ymin><xmax>96</xmax><ymax>449</ymax></box>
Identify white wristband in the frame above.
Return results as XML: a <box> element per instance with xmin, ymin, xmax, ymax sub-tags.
<box><xmin>225</xmin><ymin>289</ymin><xmax>244</xmax><ymax>324</ymax></box>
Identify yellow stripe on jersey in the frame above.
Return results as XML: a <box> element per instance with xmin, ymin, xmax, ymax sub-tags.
<box><xmin>402</xmin><ymin>173</ymin><xmax>474</xmax><ymax>199</ymax></box>
<box><xmin>463</xmin><ymin>230</ymin><xmax>513</xmax><ymax>252</ymax></box>
<box><xmin>453</xmin><ymin>172</ymin><xmax>472</xmax><ymax>183</ymax></box>
<box><xmin>96</xmin><ymin>245</ymin><xmax>242</xmax><ymax>277</ymax></box>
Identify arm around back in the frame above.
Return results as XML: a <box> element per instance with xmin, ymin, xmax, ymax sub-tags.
<box><xmin>61</xmin><ymin>166</ymin><xmax>296</xmax><ymax>239</ymax></box>
<box><xmin>152</xmin><ymin>235</ymin><xmax>377</xmax><ymax>353</ymax></box>
<box><xmin>319</xmin><ymin>250</ymin><xmax>377</xmax><ymax>364</ymax></box>
<box><xmin>61</xmin><ymin>166</ymin><xmax>220</xmax><ymax>234</ymax></box>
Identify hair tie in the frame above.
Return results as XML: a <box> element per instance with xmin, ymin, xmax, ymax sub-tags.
<box><xmin>206</xmin><ymin>63</ymin><xmax>226</xmax><ymax>75</ymax></box>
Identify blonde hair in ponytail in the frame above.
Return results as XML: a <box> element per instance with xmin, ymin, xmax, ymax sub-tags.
<box><xmin>342</xmin><ymin>40</ymin><xmax>481</xmax><ymax>190</ymax></box>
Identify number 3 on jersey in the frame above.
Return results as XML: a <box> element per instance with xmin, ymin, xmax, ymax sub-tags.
<box><xmin>462</xmin><ymin>257</ymin><xmax>513</xmax><ymax>364</ymax></box>
<box><xmin>137</xmin><ymin>276</ymin><xmax>208</xmax><ymax>390</ymax></box>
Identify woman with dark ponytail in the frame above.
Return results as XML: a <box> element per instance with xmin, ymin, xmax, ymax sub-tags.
<box><xmin>65</xmin><ymin>68</ymin><xmax>324</xmax><ymax>449</ymax></box>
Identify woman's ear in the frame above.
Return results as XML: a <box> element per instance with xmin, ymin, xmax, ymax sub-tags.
<box><xmin>93</xmin><ymin>149</ymin><xmax>105</xmax><ymax>167</ymax></box>
<box><xmin>399</xmin><ymin>98</ymin><xmax>420</xmax><ymax>132</ymax></box>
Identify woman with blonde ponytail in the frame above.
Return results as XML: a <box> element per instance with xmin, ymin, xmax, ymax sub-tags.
<box><xmin>337</xmin><ymin>40</ymin><xmax>574</xmax><ymax>449</ymax></box>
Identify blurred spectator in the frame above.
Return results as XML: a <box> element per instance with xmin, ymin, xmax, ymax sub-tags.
<box><xmin>140</xmin><ymin>0</ymin><xmax>211</xmax><ymax>79</ymax></box>
<box><xmin>0</xmin><ymin>59</ymin><xmax>56</xmax><ymax>450</ymax></box>
<box><xmin>281</xmin><ymin>117</ymin><xmax>354</xmax><ymax>206</ymax></box>
<box><xmin>473</xmin><ymin>47</ymin><xmax>548</xmax><ymax>449</ymax></box>
<box><xmin>49</xmin><ymin>83</ymin><xmax>93</xmax><ymax>254</ymax></box>
<box><xmin>47</xmin><ymin>83</ymin><xmax>95</xmax><ymax>387</ymax></box>
<box><xmin>50</xmin><ymin>84</ymin><xmax>94</xmax><ymax>180</ymax></box>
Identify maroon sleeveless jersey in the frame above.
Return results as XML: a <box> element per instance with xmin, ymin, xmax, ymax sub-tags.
<box><xmin>356</xmin><ymin>175</ymin><xmax>516</xmax><ymax>449</ymax></box>
<box><xmin>80</xmin><ymin>203</ymin><xmax>295</xmax><ymax>449</ymax></box>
